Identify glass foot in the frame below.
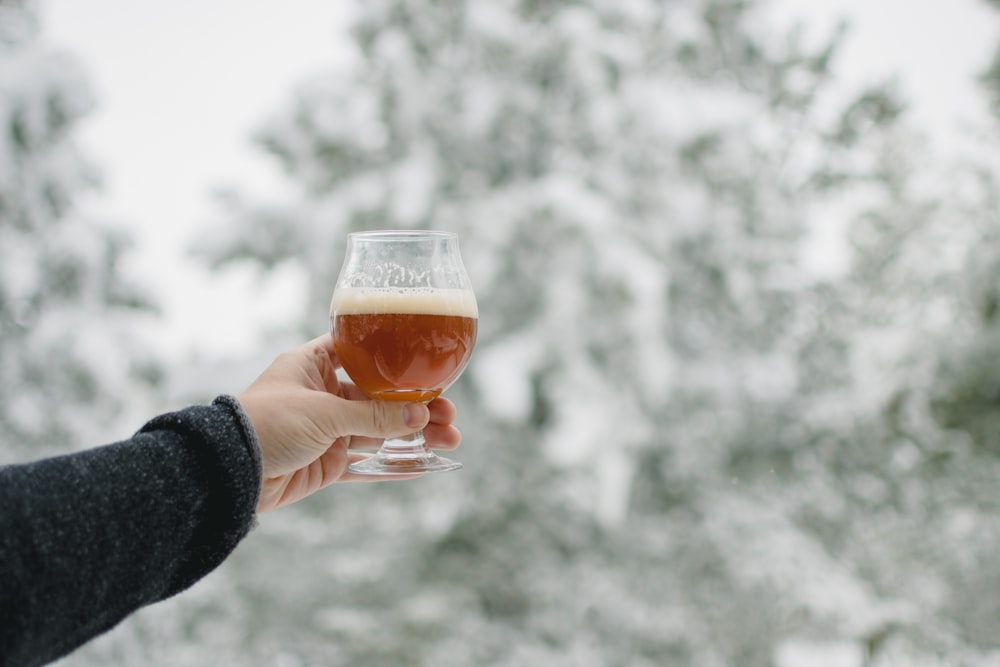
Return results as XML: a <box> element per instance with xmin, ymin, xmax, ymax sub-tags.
<box><xmin>348</xmin><ymin>452</ymin><xmax>463</xmax><ymax>476</ymax></box>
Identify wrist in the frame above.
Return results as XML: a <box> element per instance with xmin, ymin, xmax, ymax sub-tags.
<box><xmin>214</xmin><ymin>395</ymin><xmax>264</xmax><ymax>507</ymax></box>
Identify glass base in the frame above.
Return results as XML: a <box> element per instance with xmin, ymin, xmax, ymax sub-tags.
<box><xmin>348</xmin><ymin>452</ymin><xmax>463</xmax><ymax>476</ymax></box>
<box><xmin>348</xmin><ymin>428</ymin><xmax>463</xmax><ymax>476</ymax></box>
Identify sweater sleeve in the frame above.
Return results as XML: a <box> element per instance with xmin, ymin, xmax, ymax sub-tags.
<box><xmin>0</xmin><ymin>395</ymin><xmax>262</xmax><ymax>667</ymax></box>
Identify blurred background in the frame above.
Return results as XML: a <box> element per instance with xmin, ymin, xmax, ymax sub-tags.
<box><xmin>4</xmin><ymin>0</ymin><xmax>1000</xmax><ymax>664</ymax></box>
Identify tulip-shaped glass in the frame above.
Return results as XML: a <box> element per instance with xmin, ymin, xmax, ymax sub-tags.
<box><xmin>330</xmin><ymin>230</ymin><xmax>478</xmax><ymax>475</ymax></box>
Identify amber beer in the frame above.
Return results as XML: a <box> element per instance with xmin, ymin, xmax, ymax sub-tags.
<box><xmin>332</xmin><ymin>287</ymin><xmax>478</xmax><ymax>402</ymax></box>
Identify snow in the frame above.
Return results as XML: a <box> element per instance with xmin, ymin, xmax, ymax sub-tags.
<box><xmin>24</xmin><ymin>0</ymin><xmax>1000</xmax><ymax>664</ymax></box>
<box><xmin>775</xmin><ymin>640</ymin><xmax>865</xmax><ymax>667</ymax></box>
<box><xmin>706</xmin><ymin>494</ymin><xmax>917</xmax><ymax>638</ymax></box>
<box><xmin>473</xmin><ymin>330</ymin><xmax>540</xmax><ymax>422</ymax></box>
<box><xmin>34</xmin><ymin>0</ymin><xmax>997</xmax><ymax>365</ymax></box>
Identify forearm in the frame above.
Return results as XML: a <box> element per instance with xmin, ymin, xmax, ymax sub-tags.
<box><xmin>0</xmin><ymin>396</ymin><xmax>261</xmax><ymax>667</ymax></box>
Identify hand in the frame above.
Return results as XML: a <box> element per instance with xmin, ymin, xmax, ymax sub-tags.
<box><xmin>237</xmin><ymin>334</ymin><xmax>462</xmax><ymax>513</ymax></box>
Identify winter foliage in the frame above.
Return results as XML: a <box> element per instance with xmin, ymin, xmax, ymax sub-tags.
<box><xmin>0</xmin><ymin>0</ymin><xmax>157</xmax><ymax>464</ymax></box>
<box><xmin>194</xmin><ymin>0</ymin><xmax>1000</xmax><ymax>663</ymax></box>
<box><xmin>5</xmin><ymin>0</ymin><xmax>1000</xmax><ymax>664</ymax></box>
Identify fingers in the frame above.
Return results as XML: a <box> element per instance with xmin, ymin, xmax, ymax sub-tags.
<box><xmin>304</xmin><ymin>334</ymin><xmax>344</xmax><ymax>395</ymax></box>
<box><xmin>342</xmin><ymin>396</ymin><xmax>460</xmax><ymax>451</ymax></box>
<box><xmin>299</xmin><ymin>341</ymin><xmax>462</xmax><ymax>451</ymax></box>
<box><xmin>319</xmin><ymin>394</ymin><xmax>430</xmax><ymax>441</ymax></box>
<box><xmin>422</xmin><ymin>422</ymin><xmax>462</xmax><ymax>450</ymax></box>
<box><xmin>423</xmin><ymin>398</ymin><xmax>460</xmax><ymax>448</ymax></box>
<box><xmin>340</xmin><ymin>381</ymin><xmax>370</xmax><ymax>401</ymax></box>
<box><xmin>427</xmin><ymin>397</ymin><xmax>457</xmax><ymax>425</ymax></box>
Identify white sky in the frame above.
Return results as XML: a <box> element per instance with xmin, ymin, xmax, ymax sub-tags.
<box><xmin>40</xmin><ymin>0</ymin><xmax>1000</xmax><ymax>361</ymax></box>
<box><xmin>41</xmin><ymin>0</ymin><xmax>352</xmax><ymax>360</ymax></box>
<box><xmin>788</xmin><ymin>0</ymin><xmax>998</xmax><ymax>144</ymax></box>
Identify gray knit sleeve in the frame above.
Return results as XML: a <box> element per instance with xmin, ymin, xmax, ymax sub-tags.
<box><xmin>0</xmin><ymin>396</ymin><xmax>263</xmax><ymax>667</ymax></box>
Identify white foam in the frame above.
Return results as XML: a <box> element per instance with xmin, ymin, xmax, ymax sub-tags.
<box><xmin>330</xmin><ymin>287</ymin><xmax>479</xmax><ymax>317</ymax></box>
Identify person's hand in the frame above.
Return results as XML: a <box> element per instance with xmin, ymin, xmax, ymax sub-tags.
<box><xmin>237</xmin><ymin>334</ymin><xmax>462</xmax><ymax>513</ymax></box>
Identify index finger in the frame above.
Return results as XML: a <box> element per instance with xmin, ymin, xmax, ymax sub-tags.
<box><xmin>427</xmin><ymin>397</ymin><xmax>457</xmax><ymax>425</ymax></box>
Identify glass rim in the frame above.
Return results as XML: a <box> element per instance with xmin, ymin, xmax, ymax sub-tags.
<box><xmin>347</xmin><ymin>229</ymin><xmax>457</xmax><ymax>241</ymax></box>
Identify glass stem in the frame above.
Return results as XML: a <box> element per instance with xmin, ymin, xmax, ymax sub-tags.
<box><xmin>378</xmin><ymin>430</ymin><xmax>428</xmax><ymax>459</ymax></box>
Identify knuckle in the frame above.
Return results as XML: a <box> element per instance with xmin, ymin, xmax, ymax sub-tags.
<box><xmin>370</xmin><ymin>401</ymin><xmax>394</xmax><ymax>434</ymax></box>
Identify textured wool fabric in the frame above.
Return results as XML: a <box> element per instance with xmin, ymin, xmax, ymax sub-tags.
<box><xmin>0</xmin><ymin>395</ymin><xmax>262</xmax><ymax>667</ymax></box>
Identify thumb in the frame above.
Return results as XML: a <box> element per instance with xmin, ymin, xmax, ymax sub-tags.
<box><xmin>325</xmin><ymin>396</ymin><xmax>430</xmax><ymax>440</ymax></box>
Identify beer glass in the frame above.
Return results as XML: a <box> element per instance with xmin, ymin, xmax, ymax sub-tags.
<box><xmin>330</xmin><ymin>230</ymin><xmax>478</xmax><ymax>475</ymax></box>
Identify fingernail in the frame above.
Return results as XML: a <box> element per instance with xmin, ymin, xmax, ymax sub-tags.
<box><xmin>404</xmin><ymin>403</ymin><xmax>427</xmax><ymax>428</ymax></box>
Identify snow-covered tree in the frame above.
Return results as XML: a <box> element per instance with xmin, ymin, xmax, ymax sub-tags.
<box><xmin>182</xmin><ymin>0</ymin><xmax>1000</xmax><ymax>665</ymax></box>
<box><xmin>0</xmin><ymin>0</ymin><xmax>158</xmax><ymax>463</ymax></box>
